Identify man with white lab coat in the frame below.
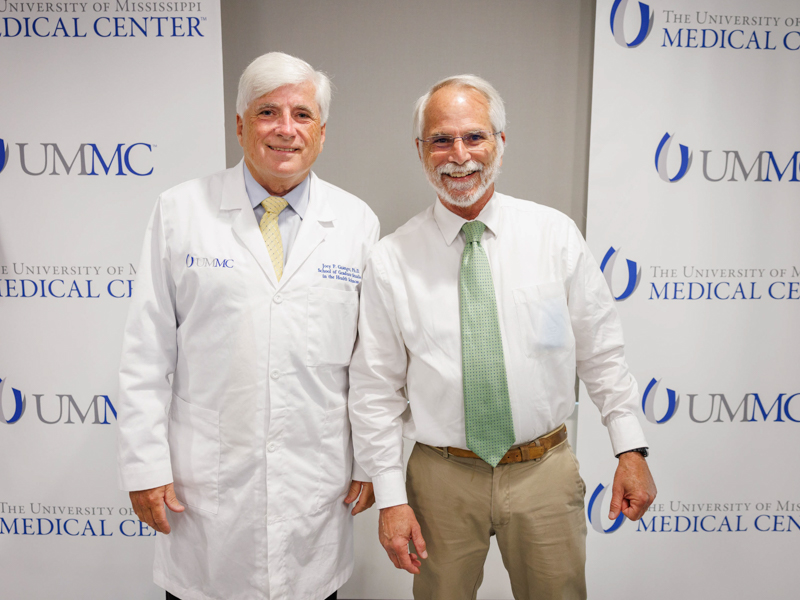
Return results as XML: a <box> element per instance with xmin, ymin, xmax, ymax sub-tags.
<box><xmin>117</xmin><ymin>52</ymin><xmax>379</xmax><ymax>600</ymax></box>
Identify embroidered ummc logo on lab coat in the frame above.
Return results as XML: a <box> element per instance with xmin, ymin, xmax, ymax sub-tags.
<box><xmin>185</xmin><ymin>255</ymin><xmax>235</xmax><ymax>268</ymax></box>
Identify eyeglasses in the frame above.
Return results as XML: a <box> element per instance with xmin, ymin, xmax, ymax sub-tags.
<box><xmin>417</xmin><ymin>130</ymin><xmax>502</xmax><ymax>151</ymax></box>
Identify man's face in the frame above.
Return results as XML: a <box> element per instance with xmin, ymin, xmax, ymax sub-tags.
<box><xmin>418</xmin><ymin>86</ymin><xmax>504</xmax><ymax>209</ymax></box>
<box><xmin>236</xmin><ymin>80</ymin><xmax>325</xmax><ymax>195</ymax></box>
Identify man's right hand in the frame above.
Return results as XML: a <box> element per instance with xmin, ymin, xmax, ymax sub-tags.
<box><xmin>378</xmin><ymin>504</ymin><xmax>428</xmax><ymax>574</ymax></box>
<box><xmin>129</xmin><ymin>483</ymin><xmax>185</xmax><ymax>534</ymax></box>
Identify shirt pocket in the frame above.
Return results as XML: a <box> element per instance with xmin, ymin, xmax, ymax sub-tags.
<box><xmin>168</xmin><ymin>394</ymin><xmax>220</xmax><ymax>514</ymax></box>
<box><xmin>306</xmin><ymin>288</ymin><xmax>360</xmax><ymax>366</ymax></box>
<box><xmin>513</xmin><ymin>282</ymin><xmax>575</xmax><ymax>358</ymax></box>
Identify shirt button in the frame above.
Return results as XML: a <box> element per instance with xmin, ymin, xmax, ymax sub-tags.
<box><xmin>270</xmin><ymin>370</ymin><xmax>280</xmax><ymax>380</ymax></box>
<box><xmin>273</xmin><ymin>294</ymin><xmax>283</xmax><ymax>304</ymax></box>
<box><xmin>267</xmin><ymin>443</ymin><xmax>277</xmax><ymax>453</ymax></box>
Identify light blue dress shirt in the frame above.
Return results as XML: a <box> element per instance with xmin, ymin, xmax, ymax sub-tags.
<box><xmin>243</xmin><ymin>162</ymin><xmax>310</xmax><ymax>265</ymax></box>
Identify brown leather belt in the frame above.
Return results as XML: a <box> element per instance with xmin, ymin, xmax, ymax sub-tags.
<box><xmin>427</xmin><ymin>424</ymin><xmax>568</xmax><ymax>465</ymax></box>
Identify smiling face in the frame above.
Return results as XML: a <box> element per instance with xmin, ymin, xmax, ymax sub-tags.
<box><xmin>417</xmin><ymin>85</ymin><xmax>504</xmax><ymax>218</ymax></box>
<box><xmin>236</xmin><ymin>80</ymin><xmax>326</xmax><ymax>196</ymax></box>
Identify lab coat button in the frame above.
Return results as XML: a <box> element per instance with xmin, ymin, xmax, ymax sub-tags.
<box><xmin>267</xmin><ymin>443</ymin><xmax>277</xmax><ymax>453</ymax></box>
<box><xmin>273</xmin><ymin>294</ymin><xmax>283</xmax><ymax>304</ymax></box>
<box><xmin>270</xmin><ymin>370</ymin><xmax>280</xmax><ymax>380</ymax></box>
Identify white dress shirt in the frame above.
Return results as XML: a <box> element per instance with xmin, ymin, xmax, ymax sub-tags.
<box><xmin>348</xmin><ymin>193</ymin><xmax>648</xmax><ymax>509</ymax></box>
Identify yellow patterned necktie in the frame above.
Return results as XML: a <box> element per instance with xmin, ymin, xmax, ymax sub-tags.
<box><xmin>259</xmin><ymin>196</ymin><xmax>289</xmax><ymax>280</ymax></box>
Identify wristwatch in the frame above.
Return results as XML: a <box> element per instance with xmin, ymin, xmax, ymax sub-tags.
<box><xmin>616</xmin><ymin>447</ymin><xmax>649</xmax><ymax>458</ymax></box>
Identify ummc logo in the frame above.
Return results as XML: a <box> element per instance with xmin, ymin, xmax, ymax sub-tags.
<box><xmin>655</xmin><ymin>132</ymin><xmax>692</xmax><ymax>182</ymax></box>
<box><xmin>0</xmin><ymin>375</ymin><xmax>116</xmax><ymax>425</ymax></box>
<box><xmin>588</xmin><ymin>483</ymin><xmax>626</xmax><ymax>533</ymax></box>
<box><xmin>185</xmin><ymin>254</ymin><xmax>235</xmax><ymax>268</ymax></box>
<box><xmin>640</xmin><ymin>380</ymin><xmax>799</xmax><ymax>424</ymax></box>
<box><xmin>0</xmin><ymin>377</ymin><xmax>26</xmax><ymax>424</ymax></box>
<box><xmin>600</xmin><ymin>246</ymin><xmax>641</xmax><ymax>301</ymax></box>
<box><xmin>0</xmin><ymin>139</ymin><xmax>9</xmax><ymax>173</ymax></box>
<box><xmin>642</xmin><ymin>377</ymin><xmax>680</xmax><ymax>424</ymax></box>
<box><xmin>0</xmin><ymin>139</ymin><xmax>153</xmax><ymax>176</ymax></box>
<box><xmin>655</xmin><ymin>131</ymin><xmax>799</xmax><ymax>183</ymax></box>
<box><xmin>610</xmin><ymin>0</ymin><xmax>654</xmax><ymax>48</ymax></box>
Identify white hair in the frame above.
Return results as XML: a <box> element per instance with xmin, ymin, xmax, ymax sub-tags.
<box><xmin>412</xmin><ymin>75</ymin><xmax>506</xmax><ymax>145</ymax></box>
<box><xmin>236</xmin><ymin>52</ymin><xmax>332</xmax><ymax>124</ymax></box>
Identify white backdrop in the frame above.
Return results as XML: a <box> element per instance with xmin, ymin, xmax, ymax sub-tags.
<box><xmin>578</xmin><ymin>0</ymin><xmax>800</xmax><ymax>598</ymax></box>
<box><xmin>0</xmin><ymin>3</ymin><xmax>225</xmax><ymax>598</ymax></box>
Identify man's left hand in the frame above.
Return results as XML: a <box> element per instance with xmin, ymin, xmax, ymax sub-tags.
<box><xmin>608</xmin><ymin>452</ymin><xmax>657</xmax><ymax>521</ymax></box>
<box><xmin>344</xmin><ymin>480</ymin><xmax>375</xmax><ymax>515</ymax></box>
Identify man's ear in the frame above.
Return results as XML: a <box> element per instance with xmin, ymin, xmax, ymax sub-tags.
<box><xmin>236</xmin><ymin>114</ymin><xmax>244</xmax><ymax>147</ymax></box>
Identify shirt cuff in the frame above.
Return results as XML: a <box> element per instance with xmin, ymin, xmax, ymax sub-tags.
<box><xmin>351</xmin><ymin>459</ymin><xmax>370</xmax><ymax>483</ymax></box>
<box><xmin>118</xmin><ymin>464</ymin><xmax>174</xmax><ymax>492</ymax></box>
<box><xmin>606</xmin><ymin>414</ymin><xmax>649</xmax><ymax>457</ymax></box>
<box><xmin>372</xmin><ymin>470</ymin><xmax>408</xmax><ymax>509</ymax></box>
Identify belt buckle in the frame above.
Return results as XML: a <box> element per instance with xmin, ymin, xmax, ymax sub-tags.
<box><xmin>531</xmin><ymin>437</ymin><xmax>543</xmax><ymax>461</ymax></box>
<box><xmin>519</xmin><ymin>438</ymin><xmax>544</xmax><ymax>462</ymax></box>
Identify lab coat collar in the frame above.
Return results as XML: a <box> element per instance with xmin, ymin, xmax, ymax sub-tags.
<box><xmin>433</xmin><ymin>191</ymin><xmax>501</xmax><ymax>246</ymax></box>
<box><xmin>280</xmin><ymin>172</ymin><xmax>335</xmax><ymax>283</ymax></box>
<box><xmin>221</xmin><ymin>161</ymin><xmax>334</xmax><ymax>289</ymax></box>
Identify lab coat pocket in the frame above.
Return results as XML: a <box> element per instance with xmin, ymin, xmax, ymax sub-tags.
<box><xmin>513</xmin><ymin>282</ymin><xmax>575</xmax><ymax>357</ymax></box>
<box><xmin>315</xmin><ymin>405</ymin><xmax>351</xmax><ymax>510</ymax></box>
<box><xmin>168</xmin><ymin>394</ymin><xmax>220</xmax><ymax>514</ymax></box>
<box><xmin>307</xmin><ymin>288</ymin><xmax>360</xmax><ymax>366</ymax></box>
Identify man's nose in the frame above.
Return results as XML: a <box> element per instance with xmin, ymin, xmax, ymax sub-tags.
<box><xmin>448</xmin><ymin>137</ymin><xmax>471</xmax><ymax>164</ymax></box>
<box><xmin>274</xmin><ymin>113</ymin><xmax>296</xmax><ymax>137</ymax></box>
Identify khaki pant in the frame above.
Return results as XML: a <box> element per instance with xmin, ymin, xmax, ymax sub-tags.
<box><xmin>406</xmin><ymin>440</ymin><xmax>587</xmax><ymax>600</ymax></box>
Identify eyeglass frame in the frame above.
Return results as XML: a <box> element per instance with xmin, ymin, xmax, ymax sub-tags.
<box><xmin>416</xmin><ymin>130</ymin><xmax>503</xmax><ymax>151</ymax></box>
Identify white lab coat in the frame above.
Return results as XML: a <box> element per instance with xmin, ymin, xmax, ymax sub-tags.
<box><xmin>117</xmin><ymin>162</ymin><xmax>380</xmax><ymax>600</ymax></box>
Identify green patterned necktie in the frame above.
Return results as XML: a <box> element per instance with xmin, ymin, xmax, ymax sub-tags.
<box><xmin>460</xmin><ymin>221</ymin><xmax>515</xmax><ymax>467</ymax></box>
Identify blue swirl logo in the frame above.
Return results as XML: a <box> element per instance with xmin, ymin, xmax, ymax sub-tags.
<box><xmin>0</xmin><ymin>139</ymin><xmax>9</xmax><ymax>174</ymax></box>
<box><xmin>655</xmin><ymin>132</ymin><xmax>693</xmax><ymax>182</ymax></box>
<box><xmin>588</xmin><ymin>483</ymin><xmax>626</xmax><ymax>533</ymax></box>
<box><xmin>610</xmin><ymin>0</ymin><xmax>654</xmax><ymax>48</ymax></box>
<box><xmin>600</xmin><ymin>247</ymin><xmax>641</xmax><ymax>301</ymax></box>
<box><xmin>641</xmin><ymin>377</ymin><xmax>679</xmax><ymax>424</ymax></box>
<box><xmin>0</xmin><ymin>377</ymin><xmax>26</xmax><ymax>424</ymax></box>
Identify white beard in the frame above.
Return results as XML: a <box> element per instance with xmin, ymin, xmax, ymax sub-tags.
<box><xmin>424</xmin><ymin>152</ymin><xmax>502</xmax><ymax>208</ymax></box>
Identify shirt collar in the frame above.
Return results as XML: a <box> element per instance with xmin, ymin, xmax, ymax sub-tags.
<box><xmin>243</xmin><ymin>162</ymin><xmax>310</xmax><ymax>219</ymax></box>
<box><xmin>433</xmin><ymin>191</ymin><xmax>501</xmax><ymax>246</ymax></box>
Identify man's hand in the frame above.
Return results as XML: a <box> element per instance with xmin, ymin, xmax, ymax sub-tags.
<box><xmin>344</xmin><ymin>480</ymin><xmax>375</xmax><ymax>516</ymax></box>
<box><xmin>609</xmin><ymin>452</ymin><xmax>657</xmax><ymax>521</ymax></box>
<box><xmin>129</xmin><ymin>483</ymin><xmax>185</xmax><ymax>534</ymax></box>
<box><xmin>378</xmin><ymin>504</ymin><xmax>428</xmax><ymax>575</ymax></box>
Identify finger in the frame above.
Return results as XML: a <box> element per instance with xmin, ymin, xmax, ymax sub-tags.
<box><xmin>351</xmin><ymin>489</ymin><xmax>373</xmax><ymax>515</ymax></box>
<box><xmin>623</xmin><ymin>495</ymin><xmax>649</xmax><ymax>521</ymax></box>
<box><xmin>410</xmin><ymin>522</ymin><xmax>428</xmax><ymax>559</ymax></box>
<box><xmin>393</xmin><ymin>541</ymin><xmax>419</xmax><ymax>574</ymax></box>
<box><xmin>151</xmin><ymin>503</ymin><xmax>172</xmax><ymax>534</ymax></box>
<box><xmin>344</xmin><ymin>481</ymin><xmax>362</xmax><ymax>505</ymax></box>
<box><xmin>163</xmin><ymin>484</ymin><xmax>185</xmax><ymax>513</ymax></box>
<box><xmin>140</xmin><ymin>506</ymin><xmax>159</xmax><ymax>532</ymax></box>
<box><xmin>384</xmin><ymin>547</ymin><xmax>401</xmax><ymax>570</ymax></box>
<box><xmin>608</xmin><ymin>485</ymin><xmax>624</xmax><ymax>520</ymax></box>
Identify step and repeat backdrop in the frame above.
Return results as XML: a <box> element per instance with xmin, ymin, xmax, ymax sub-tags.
<box><xmin>0</xmin><ymin>2</ymin><xmax>224</xmax><ymax>598</ymax></box>
<box><xmin>578</xmin><ymin>0</ymin><xmax>799</xmax><ymax>598</ymax></box>
<box><xmin>2</xmin><ymin>0</ymin><xmax>796</xmax><ymax>598</ymax></box>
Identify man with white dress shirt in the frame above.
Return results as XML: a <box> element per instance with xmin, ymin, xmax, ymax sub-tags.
<box><xmin>348</xmin><ymin>75</ymin><xmax>656</xmax><ymax>599</ymax></box>
<box><xmin>117</xmin><ymin>52</ymin><xmax>378</xmax><ymax>600</ymax></box>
